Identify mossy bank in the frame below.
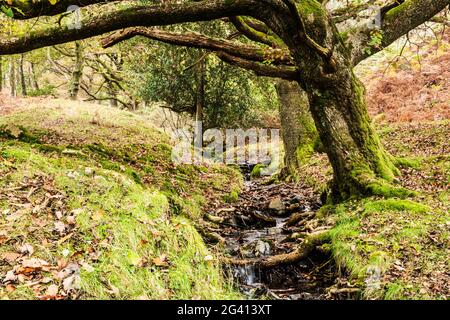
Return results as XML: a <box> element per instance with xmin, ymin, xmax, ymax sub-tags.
<box><xmin>0</xmin><ymin>100</ymin><xmax>242</xmax><ymax>299</ymax></box>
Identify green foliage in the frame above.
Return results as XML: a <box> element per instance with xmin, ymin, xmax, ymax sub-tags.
<box><xmin>363</xmin><ymin>30</ymin><xmax>384</xmax><ymax>56</ymax></box>
<box><xmin>120</xmin><ymin>22</ymin><xmax>278</xmax><ymax>129</ymax></box>
<box><xmin>27</xmin><ymin>84</ymin><xmax>56</xmax><ymax>97</ymax></box>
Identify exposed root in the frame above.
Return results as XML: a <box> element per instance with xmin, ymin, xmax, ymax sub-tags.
<box><xmin>215</xmin><ymin>207</ymin><xmax>236</xmax><ymax>215</ymax></box>
<box><xmin>205</xmin><ymin>214</ymin><xmax>225</xmax><ymax>224</ymax></box>
<box><xmin>199</xmin><ymin>230</ymin><xmax>226</xmax><ymax>244</ymax></box>
<box><xmin>223</xmin><ymin>230</ymin><xmax>329</xmax><ymax>269</ymax></box>
<box><xmin>286</xmin><ymin>211</ymin><xmax>314</xmax><ymax>227</ymax></box>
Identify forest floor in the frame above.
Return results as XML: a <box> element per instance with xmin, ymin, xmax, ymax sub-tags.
<box><xmin>0</xmin><ymin>39</ymin><xmax>449</xmax><ymax>300</ymax></box>
<box><xmin>0</xmin><ymin>100</ymin><xmax>243</xmax><ymax>300</ymax></box>
<box><xmin>0</xmin><ymin>97</ymin><xmax>448</xmax><ymax>300</ymax></box>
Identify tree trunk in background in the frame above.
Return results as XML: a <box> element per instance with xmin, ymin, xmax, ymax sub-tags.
<box><xmin>19</xmin><ymin>54</ymin><xmax>27</xmax><ymax>96</ymax></box>
<box><xmin>193</xmin><ymin>56</ymin><xmax>206</xmax><ymax>163</ymax></box>
<box><xmin>69</xmin><ymin>41</ymin><xmax>83</xmax><ymax>100</ymax></box>
<box><xmin>29</xmin><ymin>62</ymin><xmax>39</xmax><ymax>91</ymax></box>
<box><xmin>9</xmin><ymin>57</ymin><xmax>16</xmax><ymax>97</ymax></box>
<box><xmin>106</xmin><ymin>78</ymin><xmax>118</xmax><ymax>108</ymax></box>
<box><xmin>276</xmin><ymin>80</ymin><xmax>320</xmax><ymax>182</ymax></box>
<box><xmin>195</xmin><ymin>57</ymin><xmax>205</xmax><ymax>125</ymax></box>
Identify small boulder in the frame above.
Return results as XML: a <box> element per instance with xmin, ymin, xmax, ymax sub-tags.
<box><xmin>268</xmin><ymin>196</ymin><xmax>286</xmax><ymax>215</ymax></box>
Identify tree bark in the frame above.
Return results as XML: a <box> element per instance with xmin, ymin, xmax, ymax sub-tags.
<box><xmin>106</xmin><ymin>78</ymin><xmax>118</xmax><ymax>108</ymax></box>
<box><xmin>276</xmin><ymin>79</ymin><xmax>319</xmax><ymax>182</ymax></box>
<box><xmin>8</xmin><ymin>57</ymin><xmax>16</xmax><ymax>97</ymax></box>
<box><xmin>69</xmin><ymin>41</ymin><xmax>83</xmax><ymax>100</ymax></box>
<box><xmin>195</xmin><ymin>56</ymin><xmax>206</xmax><ymax>124</ymax></box>
<box><xmin>29</xmin><ymin>62</ymin><xmax>39</xmax><ymax>91</ymax></box>
<box><xmin>19</xmin><ymin>54</ymin><xmax>27</xmax><ymax>96</ymax></box>
<box><xmin>264</xmin><ymin>1</ymin><xmax>410</xmax><ymax>201</ymax></box>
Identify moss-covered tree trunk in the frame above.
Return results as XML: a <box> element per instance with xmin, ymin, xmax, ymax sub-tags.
<box><xmin>276</xmin><ymin>79</ymin><xmax>319</xmax><ymax>181</ymax></box>
<box><xmin>264</xmin><ymin>1</ymin><xmax>406</xmax><ymax>202</ymax></box>
<box><xmin>306</xmin><ymin>71</ymin><xmax>404</xmax><ymax>201</ymax></box>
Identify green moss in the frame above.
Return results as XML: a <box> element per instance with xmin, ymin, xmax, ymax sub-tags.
<box><xmin>366</xmin><ymin>179</ymin><xmax>416</xmax><ymax>199</ymax></box>
<box><xmin>250</xmin><ymin>164</ymin><xmax>266</xmax><ymax>178</ymax></box>
<box><xmin>297</xmin><ymin>0</ymin><xmax>325</xmax><ymax>16</ymax></box>
<box><xmin>395</xmin><ymin>157</ymin><xmax>422</xmax><ymax>169</ymax></box>
<box><xmin>363</xmin><ymin>199</ymin><xmax>430</xmax><ymax>214</ymax></box>
<box><xmin>224</xmin><ymin>190</ymin><xmax>239</xmax><ymax>203</ymax></box>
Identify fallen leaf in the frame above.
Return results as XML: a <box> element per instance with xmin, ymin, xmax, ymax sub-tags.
<box><xmin>46</xmin><ymin>284</ymin><xmax>59</xmax><ymax>297</ymax></box>
<box><xmin>54</xmin><ymin>221</ymin><xmax>66</xmax><ymax>233</ymax></box>
<box><xmin>57</xmin><ymin>258</ymin><xmax>68</xmax><ymax>270</ymax></box>
<box><xmin>66</xmin><ymin>216</ymin><xmax>76</xmax><ymax>225</ymax></box>
<box><xmin>57</xmin><ymin>263</ymin><xmax>80</xmax><ymax>280</ymax></box>
<box><xmin>81</xmin><ymin>262</ymin><xmax>95</xmax><ymax>273</ymax></box>
<box><xmin>6</xmin><ymin>284</ymin><xmax>16</xmax><ymax>293</ymax></box>
<box><xmin>1</xmin><ymin>252</ymin><xmax>21</xmax><ymax>263</ymax></box>
<box><xmin>3</xmin><ymin>270</ymin><xmax>17</xmax><ymax>283</ymax></box>
<box><xmin>22</xmin><ymin>258</ymin><xmax>49</xmax><ymax>268</ymax></box>
<box><xmin>152</xmin><ymin>254</ymin><xmax>168</xmax><ymax>267</ymax></box>
<box><xmin>63</xmin><ymin>274</ymin><xmax>80</xmax><ymax>292</ymax></box>
<box><xmin>18</xmin><ymin>243</ymin><xmax>34</xmax><ymax>256</ymax></box>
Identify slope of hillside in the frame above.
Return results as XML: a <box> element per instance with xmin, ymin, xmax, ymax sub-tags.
<box><xmin>0</xmin><ymin>99</ymin><xmax>242</xmax><ymax>299</ymax></box>
<box><xmin>358</xmin><ymin>30</ymin><xmax>450</xmax><ymax>123</ymax></box>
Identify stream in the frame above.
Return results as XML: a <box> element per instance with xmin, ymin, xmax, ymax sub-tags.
<box><xmin>205</xmin><ymin>165</ymin><xmax>352</xmax><ymax>300</ymax></box>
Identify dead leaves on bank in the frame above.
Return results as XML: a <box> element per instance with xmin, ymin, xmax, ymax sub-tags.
<box><xmin>0</xmin><ymin>174</ymin><xmax>83</xmax><ymax>299</ymax></box>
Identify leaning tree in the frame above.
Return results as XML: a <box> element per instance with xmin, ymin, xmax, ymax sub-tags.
<box><xmin>0</xmin><ymin>0</ymin><xmax>448</xmax><ymax>201</ymax></box>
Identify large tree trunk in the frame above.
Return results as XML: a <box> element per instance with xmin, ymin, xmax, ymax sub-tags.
<box><xmin>265</xmin><ymin>2</ymin><xmax>407</xmax><ymax>202</ymax></box>
<box><xmin>307</xmin><ymin>70</ymin><xmax>404</xmax><ymax>201</ymax></box>
<box><xmin>69</xmin><ymin>41</ymin><xmax>83</xmax><ymax>100</ymax></box>
<box><xmin>276</xmin><ymin>79</ymin><xmax>319</xmax><ymax>182</ymax></box>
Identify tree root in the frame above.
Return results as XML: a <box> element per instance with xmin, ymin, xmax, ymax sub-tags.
<box><xmin>223</xmin><ymin>230</ymin><xmax>329</xmax><ymax>269</ymax></box>
<box><xmin>205</xmin><ymin>214</ymin><xmax>225</xmax><ymax>224</ymax></box>
<box><xmin>328</xmin><ymin>287</ymin><xmax>361</xmax><ymax>296</ymax></box>
<box><xmin>286</xmin><ymin>211</ymin><xmax>314</xmax><ymax>227</ymax></box>
<box><xmin>198</xmin><ymin>229</ymin><xmax>226</xmax><ymax>244</ymax></box>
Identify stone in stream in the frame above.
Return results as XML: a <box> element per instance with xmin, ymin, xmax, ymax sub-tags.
<box><xmin>255</xmin><ymin>240</ymin><xmax>271</xmax><ymax>256</ymax></box>
<box><xmin>268</xmin><ymin>196</ymin><xmax>286</xmax><ymax>215</ymax></box>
